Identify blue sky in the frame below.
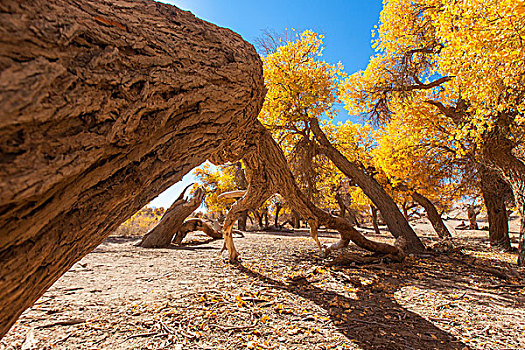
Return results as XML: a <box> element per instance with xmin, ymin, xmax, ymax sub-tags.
<box><xmin>148</xmin><ymin>0</ymin><xmax>383</xmax><ymax>208</ymax></box>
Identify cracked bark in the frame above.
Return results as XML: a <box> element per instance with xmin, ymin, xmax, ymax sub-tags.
<box><xmin>482</xmin><ymin>127</ymin><xmax>525</xmax><ymax>264</ymax></box>
<box><xmin>480</xmin><ymin>164</ymin><xmax>512</xmax><ymax>251</ymax></box>
<box><xmin>0</xmin><ymin>0</ymin><xmax>264</xmax><ymax>337</ymax></box>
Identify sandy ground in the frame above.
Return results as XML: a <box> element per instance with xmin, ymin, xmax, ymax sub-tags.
<box><xmin>1</xmin><ymin>218</ymin><xmax>524</xmax><ymax>350</ymax></box>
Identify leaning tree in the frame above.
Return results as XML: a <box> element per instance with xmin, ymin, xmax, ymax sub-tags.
<box><xmin>0</xmin><ymin>0</ymin><xmax>264</xmax><ymax>337</ymax></box>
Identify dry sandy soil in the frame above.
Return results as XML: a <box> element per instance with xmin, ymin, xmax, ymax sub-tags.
<box><xmin>1</xmin><ymin>218</ymin><xmax>524</xmax><ymax>350</ymax></box>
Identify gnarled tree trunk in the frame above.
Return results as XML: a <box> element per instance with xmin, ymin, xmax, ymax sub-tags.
<box><xmin>480</xmin><ymin>166</ymin><xmax>511</xmax><ymax>251</ymax></box>
<box><xmin>139</xmin><ymin>185</ymin><xmax>204</xmax><ymax>247</ymax></box>
<box><xmin>0</xmin><ymin>0</ymin><xmax>264</xmax><ymax>337</ymax></box>
<box><xmin>482</xmin><ymin>127</ymin><xmax>525</xmax><ymax>264</ymax></box>
<box><xmin>309</xmin><ymin>119</ymin><xmax>425</xmax><ymax>252</ymax></box>
<box><xmin>214</xmin><ymin>121</ymin><xmax>405</xmax><ymax>263</ymax></box>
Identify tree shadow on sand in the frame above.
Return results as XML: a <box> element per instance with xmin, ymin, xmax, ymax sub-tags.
<box><xmin>235</xmin><ymin>262</ymin><xmax>471</xmax><ymax>350</ymax></box>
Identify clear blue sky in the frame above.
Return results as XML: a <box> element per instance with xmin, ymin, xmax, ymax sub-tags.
<box><xmin>149</xmin><ymin>0</ymin><xmax>383</xmax><ymax>208</ymax></box>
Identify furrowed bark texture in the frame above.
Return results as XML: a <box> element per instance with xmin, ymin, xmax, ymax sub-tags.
<box><xmin>309</xmin><ymin>119</ymin><xmax>425</xmax><ymax>252</ymax></box>
<box><xmin>0</xmin><ymin>0</ymin><xmax>264</xmax><ymax>337</ymax></box>
<box><xmin>482</xmin><ymin>128</ymin><xmax>525</xmax><ymax>263</ymax></box>
<box><xmin>480</xmin><ymin>166</ymin><xmax>511</xmax><ymax>251</ymax></box>
<box><xmin>139</xmin><ymin>186</ymin><xmax>204</xmax><ymax>247</ymax></box>
<box><xmin>214</xmin><ymin>121</ymin><xmax>405</xmax><ymax>263</ymax></box>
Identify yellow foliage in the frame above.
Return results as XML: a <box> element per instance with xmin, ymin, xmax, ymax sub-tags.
<box><xmin>260</xmin><ymin>30</ymin><xmax>344</xmax><ymax>132</ymax></box>
<box><xmin>342</xmin><ymin>0</ymin><xmax>525</xmax><ymax>146</ymax></box>
<box><xmin>113</xmin><ymin>206</ymin><xmax>165</xmax><ymax>236</ymax></box>
<box><xmin>193</xmin><ymin>163</ymin><xmax>240</xmax><ymax>216</ymax></box>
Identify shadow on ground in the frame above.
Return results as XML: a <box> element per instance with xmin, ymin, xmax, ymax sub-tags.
<box><xmin>236</xmin><ymin>261</ymin><xmax>470</xmax><ymax>350</ymax></box>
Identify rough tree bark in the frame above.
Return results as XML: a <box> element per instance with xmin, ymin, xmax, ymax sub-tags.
<box><xmin>409</xmin><ymin>191</ymin><xmax>452</xmax><ymax>239</ymax></box>
<box><xmin>213</xmin><ymin>121</ymin><xmax>405</xmax><ymax>263</ymax></box>
<box><xmin>309</xmin><ymin>119</ymin><xmax>425</xmax><ymax>252</ymax></box>
<box><xmin>0</xmin><ymin>0</ymin><xmax>264</xmax><ymax>338</ymax></box>
<box><xmin>482</xmin><ymin>125</ymin><xmax>525</xmax><ymax>265</ymax></box>
<box><xmin>139</xmin><ymin>185</ymin><xmax>204</xmax><ymax>247</ymax></box>
<box><xmin>480</xmin><ymin>166</ymin><xmax>512</xmax><ymax>251</ymax></box>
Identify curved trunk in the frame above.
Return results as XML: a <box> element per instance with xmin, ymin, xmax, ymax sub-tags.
<box><xmin>410</xmin><ymin>191</ymin><xmax>452</xmax><ymax>239</ymax></box>
<box><xmin>309</xmin><ymin>119</ymin><xmax>425</xmax><ymax>252</ymax></box>
<box><xmin>0</xmin><ymin>0</ymin><xmax>264</xmax><ymax>337</ymax></box>
<box><xmin>480</xmin><ymin>166</ymin><xmax>511</xmax><ymax>250</ymax></box>
<box><xmin>139</xmin><ymin>186</ymin><xmax>204</xmax><ymax>247</ymax></box>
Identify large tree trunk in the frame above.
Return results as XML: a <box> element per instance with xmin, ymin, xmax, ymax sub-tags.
<box><xmin>214</xmin><ymin>121</ymin><xmax>405</xmax><ymax>263</ymax></box>
<box><xmin>139</xmin><ymin>186</ymin><xmax>204</xmax><ymax>247</ymax></box>
<box><xmin>482</xmin><ymin>128</ymin><xmax>525</xmax><ymax>264</ymax></box>
<box><xmin>480</xmin><ymin>166</ymin><xmax>511</xmax><ymax>251</ymax></box>
<box><xmin>410</xmin><ymin>191</ymin><xmax>452</xmax><ymax>239</ymax></box>
<box><xmin>0</xmin><ymin>0</ymin><xmax>264</xmax><ymax>338</ymax></box>
<box><xmin>309</xmin><ymin>119</ymin><xmax>425</xmax><ymax>252</ymax></box>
